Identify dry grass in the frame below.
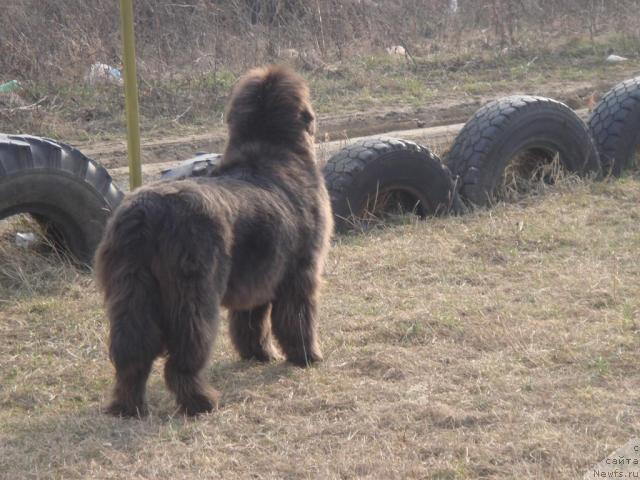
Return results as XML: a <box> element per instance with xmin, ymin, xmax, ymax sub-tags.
<box><xmin>1</xmin><ymin>177</ymin><xmax>640</xmax><ymax>479</ymax></box>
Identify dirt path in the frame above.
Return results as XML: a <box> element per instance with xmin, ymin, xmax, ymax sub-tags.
<box><xmin>108</xmin><ymin>121</ymin><xmax>466</xmax><ymax>189</ymax></box>
<box><xmin>109</xmin><ymin>108</ymin><xmax>589</xmax><ymax>191</ymax></box>
<box><xmin>79</xmin><ymin>98</ymin><xmax>486</xmax><ymax>170</ymax></box>
<box><xmin>87</xmin><ymin>73</ymin><xmax>634</xmax><ymax>172</ymax></box>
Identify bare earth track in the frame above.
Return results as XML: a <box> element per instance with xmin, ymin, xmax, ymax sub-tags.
<box><xmin>107</xmin><ymin>107</ymin><xmax>589</xmax><ymax>191</ymax></box>
<box><xmin>79</xmin><ymin>77</ymin><xmax>625</xmax><ymax>173</ymax></box>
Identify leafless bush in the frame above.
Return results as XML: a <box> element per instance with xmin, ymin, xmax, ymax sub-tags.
<box><xmin>1</xmin><ymin>0</ymin><xmax>640</xmax><ymax>138</ymax></box>
<box><xmin>1</xmin><ymin>0</ymin><xmax>638</xmax><ymax>85</ymax></box>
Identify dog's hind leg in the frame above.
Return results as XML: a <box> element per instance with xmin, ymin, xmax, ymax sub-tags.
<box><xmin>162</xmin><ymin>273</ymin><xmax>222</xmax><ymax>416</ymax></box>
<box><xmin>229</xmin><ymin>303</ymin><xmax>280</xmax><ymax>362</ymax></box>
<box><xmin>104</xmin><ymin>268</ymin><xmax>164</xmax><ymax>418</ymax></box>
<box><xmin>143</xmin><ymin>194</ymin><xmax>232</xmax><ymax>416</ymax></box>
<box><xmin>271</xmin><ymin>269</ymin><xmax>323</xmax><ymax>367</ymax></box>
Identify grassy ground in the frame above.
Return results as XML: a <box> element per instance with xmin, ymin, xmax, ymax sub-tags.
<box><xmin>1</xmin><ymin>174</ymin><xmax>639</xmax><ymax>479</ymax></box>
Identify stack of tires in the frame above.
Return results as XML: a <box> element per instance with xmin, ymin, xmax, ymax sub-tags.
<box><xmin>1</xmin><ymin>77</ymin><xmax>639</xmax><ymax>265</ymax></box>
<box><xmin>324</xmin><ymin>77</ymin><xmax>640</xmax><ymax>226</ymax></box>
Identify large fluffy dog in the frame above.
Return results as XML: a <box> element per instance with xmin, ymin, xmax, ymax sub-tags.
<box><xmin>95</xmin><ymin>65</ymin><xmax>333</xmax><ymax>417</ymax></box>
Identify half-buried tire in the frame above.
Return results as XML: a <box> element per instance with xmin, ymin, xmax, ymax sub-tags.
<box><xmin>588</xmin><ymin>77</ymin><xmax>640</xmax><ymax>176</ymax></box>
<box><xmin>0</xmin><ymin>134</ymin><xmax>124</xmax><ymax>266</ymax></box>
<box><xmin>323</xmin><ymin>137</ymin><xmax>459</xmax><ymax>232</ymax></box>
<box><xmin>446</xmin><ymin>95</ymin><xmax>601</xmax><ymax>206</ymax></box>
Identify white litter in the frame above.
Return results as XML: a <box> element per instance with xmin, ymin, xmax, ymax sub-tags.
<box><xmin>279</xmin><ymin>48</ymin><xmax>300</xmax><ymax>59</ymax></box>
<box><xmin>85</xmin><ymin>63</ymin><xmax>123</xmax><ymax>85</ymax></box>
<box><xmin>606</xmin><ymin>54</ymin><xmax>629</xmax><ymax>63</ymax></box>
<box><xmin>15</xmin><ymin>232</ymin><xmax>37</xmax><ymax>248</ymax></box>
<box><xmin>386</xmin><ymin>45</ymin><xmax>406</xmax><ymax>56</ymax></box>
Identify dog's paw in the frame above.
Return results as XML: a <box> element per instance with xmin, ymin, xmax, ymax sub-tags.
<box><xmin>180</xmin><ymin>389</ymin><xmax>220</xmax><ymax>416</ymax></box>
<box><xmin>248</xmin><ymin>344</ymin><xmax>283</xmax><ymax>363</ymax></box>
<box><xmin>287</xmin><ymin>349</ymin><xmax>323</xmax><ymax>368</ymax></box>
<box><xmin>104</xmin><ymin>401</ymin><xmax>148</xmax><ymax>418</ymax></box>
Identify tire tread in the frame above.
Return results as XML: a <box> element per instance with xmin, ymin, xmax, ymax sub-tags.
<box><xmin>323</xmin><ymin>137</ymin><xmax>459</xmax><ymax>231</ymax></box>
<box><xmin>588</xmin><ymin>76</ymin><xmax>640</xmax><ymax>175</ymax></box>
<box><xmin>446</xmin><ymin>95</ymin><xmax>600</xmax><ymax>204</ymax></box>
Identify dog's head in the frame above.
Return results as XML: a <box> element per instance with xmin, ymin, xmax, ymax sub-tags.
<box><xmin>225</xmin><ymin>65</ymin><xmax>315</xmax><ymax>147</ymax></box>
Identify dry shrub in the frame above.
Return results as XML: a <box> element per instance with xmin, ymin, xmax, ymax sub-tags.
<box><xmin>2</xmin><ymin>1</ymin><xmax>640</xmax><ymax>137</ymax></box>
<box><xmin>3</xmin><ymin>1</ymin><xmax>640</xmax><ymax>84</ymax></box>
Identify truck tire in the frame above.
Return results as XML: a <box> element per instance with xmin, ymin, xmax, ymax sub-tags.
<box><xmin>446</xmin><ymin>95</ymin><xmax>601</xmax><ymax>206</ymax></box>
<box><xmin>588</xmin><ymin>77</ymin><xmax>640</xmax><ymax>176</ymax></box>
<box><xmin>323</xmin><ymin>137</ymin><xmax>459</xmax><ymax>232</ymax></box>
<box><xmin>0</xmin><ymin>134</ymin><xmax>124</xmax><ymax>265</ymax></box>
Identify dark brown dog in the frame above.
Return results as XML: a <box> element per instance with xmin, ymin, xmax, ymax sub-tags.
<box><xmin>95</xmin><ymin>65</ymin><xmax>333</xmax><ymax>417</ymax></box>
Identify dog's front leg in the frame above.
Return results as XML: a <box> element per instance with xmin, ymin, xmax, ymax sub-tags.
<box><xmin>229</xmin><ymin>303</ymin><xmax>281</xmax><ymax>362</ymax></box>
<box><xmin>271</xmin><ymin>271</ymin><xmax>323</xmax><ymax>367</ymax></box>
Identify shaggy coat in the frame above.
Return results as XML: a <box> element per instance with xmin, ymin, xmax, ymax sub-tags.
<box><xmin>95</xmin><ymin>65</ymin><xmax>333</xmax><ymax>417</ymax></box>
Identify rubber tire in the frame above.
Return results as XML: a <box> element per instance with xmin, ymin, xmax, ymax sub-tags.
<box><xmin>446</xmin><ymin>95</ymin><xmax>601</xmax><ymax>206</ymax></box>
<box><xmin>323</xmin><ymin>137</ymin><xmax>459</xmax><ymax>232</ymax></box>
<box><xmin>0</xmin><ymin>134</ymin><xmax>124</xmax><ymax>266</ymax></box>
<box><xmin>588</xmin><ymin>77</ymin><xmax>640</xmax><ymax>176</ymax></box>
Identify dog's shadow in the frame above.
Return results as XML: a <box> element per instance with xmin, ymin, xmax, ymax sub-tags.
<box><xmin>218</xmin><ymin>356</ymin><xmax>296</xmax><ymax>387</ymax></box>
<box><xmin>209</xmin><ymin>358</ymin><xmax>304</xmax><ymax>405</ymax></box>
<box><xmin>141</xmin><ymin>355</ymin><xmax>308</xmax><ymax>419</ymax></box>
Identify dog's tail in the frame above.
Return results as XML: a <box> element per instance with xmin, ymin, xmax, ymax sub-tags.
<box><xmin>95</xmin><ymin>188</ymin><xmax>227</xmax><ymax>295</ymax></box>
<box><xmin>225</xmin><ymin>65</ymin><xmax>315</xmax><ymax>146</ymax></box>
<box><xmin>95</xmin><ymin>193</ymin><xmax>162</xmax><ymax>298</ymax></box>
<box><xmin>95</xmin><ymin>186</ymin><xmax>231</xmax><ymax>309</ymax></box>
<box><xmin>95</xmin><ymin>187</ymin><xmax>230</xmax><ymax>367</ymax></box>
<box><xmin>93</xmin><ymin>191</ymin><xmax>170</xmax><ymax>371</ymax></box>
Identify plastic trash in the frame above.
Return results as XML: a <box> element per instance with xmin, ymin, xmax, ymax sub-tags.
<box><xmin>15</xmin><ymin>232</ymin><xmax>38</xmax><ymax>248</ymax></box>
<box><xmin>86</xmin><ymin>63</ymin><xmax>123</xmax><ymax>85</ymax></box>
<box><xmin>386</xmin><ymin>45</ymin><xmax>406</xmax><ymax>56</ymax></box>
<box><xmin>606</xmin><ymin>54</ymin><xmax>629</xmax><ymax>63</ymax></box>
<box><xmin>0</xmin><ymin>80</ymin><xmax>20</xmax><ymax>93</ymax></box>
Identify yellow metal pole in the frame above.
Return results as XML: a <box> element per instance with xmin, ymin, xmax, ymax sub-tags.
<box><xmin>119</xmin><ymin>0</ymin><xmax>142</xmax><ymax>190</ymax></box>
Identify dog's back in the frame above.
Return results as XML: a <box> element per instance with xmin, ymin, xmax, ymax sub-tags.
<box><xmin>200</xmin><ymin>65</ymin><xmax>332</xmax><ymax>308</ymax></box>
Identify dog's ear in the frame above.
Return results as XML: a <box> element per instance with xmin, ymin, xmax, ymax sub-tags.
<box><xmin>301</xmin><ymin>109</ymin><xmax>315</xmax><ymax>135</ymax></box>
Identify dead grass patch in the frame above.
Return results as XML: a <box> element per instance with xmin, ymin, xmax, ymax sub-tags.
<box><xmin>1</xmin><ymin>178</ymin><xmax>640</xmax><ymax>478</ymax></box>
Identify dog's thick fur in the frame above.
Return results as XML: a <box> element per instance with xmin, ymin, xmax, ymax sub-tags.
<box><xmin>95</xmin><ymin>65</ymin><xmax>333</xmax><ymax>417</ymax></box>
